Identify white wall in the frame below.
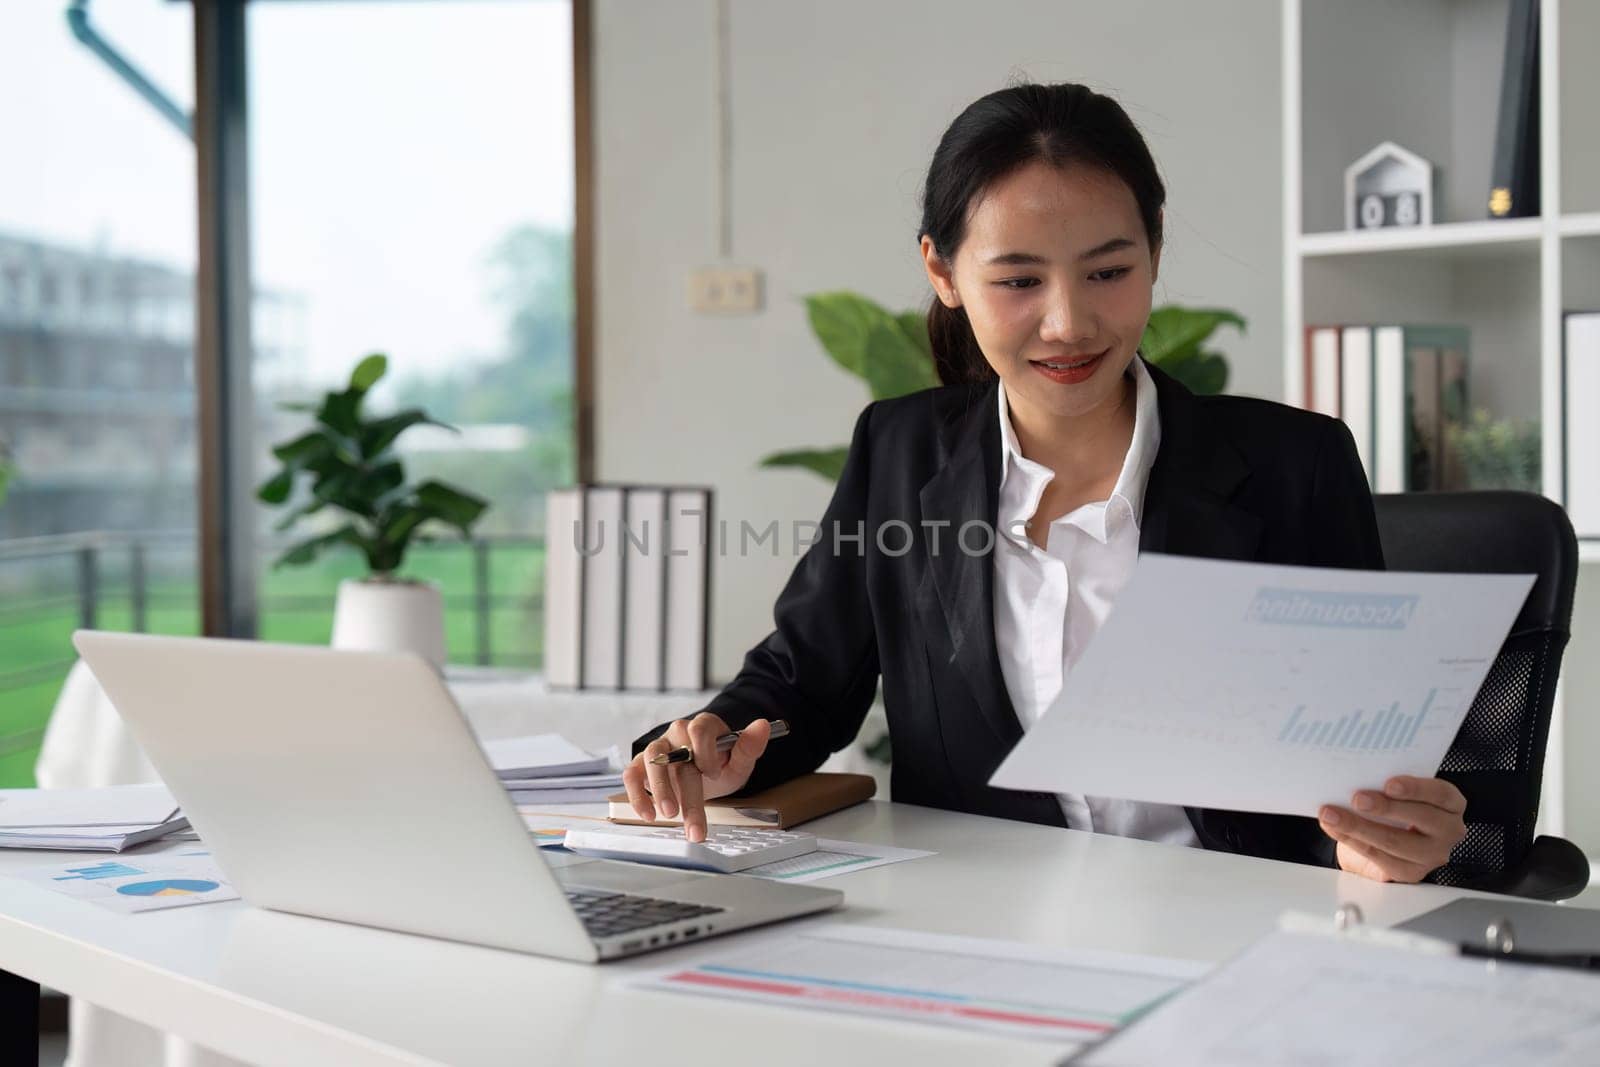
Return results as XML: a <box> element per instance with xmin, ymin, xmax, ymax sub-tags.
<box><xmin>592</xmin><ymin>0</ymin><xmax>1284</xmax><ymax>681</ymax></box>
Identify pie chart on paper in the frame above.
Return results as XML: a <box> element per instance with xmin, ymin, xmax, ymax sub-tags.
<box><xmin>114</xmin><ymin>879</ymin><xmax>221</xmax><ymax>897</ymax></box>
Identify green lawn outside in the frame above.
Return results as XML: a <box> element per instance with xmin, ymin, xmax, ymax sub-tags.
<box><xmin>0</xmin><ymin>540</ymin><xmax>546</xmax><ymax>788</ymax></box>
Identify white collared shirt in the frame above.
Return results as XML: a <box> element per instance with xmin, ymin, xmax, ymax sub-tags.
<box><xmin>992</xmin><ymin>360</ymin><xmax>1200</xmax><ymax>847</ymax></box>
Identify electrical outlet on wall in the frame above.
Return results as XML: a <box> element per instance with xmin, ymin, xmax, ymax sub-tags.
<box><xmin>689</xmin><ymin>266</ymin><xmax>764</xmax><ymax>314</ymax></box>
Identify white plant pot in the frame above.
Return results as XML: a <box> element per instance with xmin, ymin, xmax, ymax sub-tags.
<box><xmin>330</xmin><ymin>578</ymin><xmax>446</xmax><ymax>669</ymax></box>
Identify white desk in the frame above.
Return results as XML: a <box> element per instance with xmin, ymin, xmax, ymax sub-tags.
<box><xmin>36</xmin><ymin>660</ymin><xmax>889</xmax><ymax>792</ymax></box>
<box><xmin>0</xmin><ymin>801</ymin><xmax>1489</xmax><ymax>1067</ymax></box>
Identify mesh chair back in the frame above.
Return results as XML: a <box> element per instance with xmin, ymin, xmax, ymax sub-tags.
<box><xmin>1372</xmin><ymin>491</ymin><xmax>1577</xmax><ymax>887</ymax></box>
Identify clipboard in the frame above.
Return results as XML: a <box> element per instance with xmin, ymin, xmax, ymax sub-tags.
<box><xmin>1068</xmin><ymin>899</ymin><xmax>1600</xmax><ymax>1066</ymax></box>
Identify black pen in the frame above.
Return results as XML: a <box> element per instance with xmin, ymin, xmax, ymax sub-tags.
<box><xmin>1458</xmin><ymin>944</ymin><xmax>1600</xmax><ymax>971</ymax></box>
<box><xmin>648</xmin><ymin>720</ymin><xmax>790</xmax><ymax>766</ymax></box>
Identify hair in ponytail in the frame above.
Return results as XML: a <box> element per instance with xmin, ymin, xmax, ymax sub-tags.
<box><xmin>925</xmin><ymin>302</ymin><xmax>987</xmax><ymax>387</ymax></box>
<box><xmin>918</xmin><ymin>82</ymin><xmax>1167</xmax><ymax>386</ymax></box>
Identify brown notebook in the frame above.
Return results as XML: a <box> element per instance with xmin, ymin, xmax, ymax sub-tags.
<box><xmin>607</xmin><ymin>772</ymin><xmax>876</xmax><ymax>829</ymax></box>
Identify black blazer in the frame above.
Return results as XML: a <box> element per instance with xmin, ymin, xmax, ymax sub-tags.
<box><xmin>637</xmin><ymin>360</ymin><xmax>1385</xmax><ymax>867</ymax></box>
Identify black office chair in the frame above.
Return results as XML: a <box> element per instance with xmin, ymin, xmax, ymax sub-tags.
<box><xmin>1373</xmin><ymin>491</ymin><xmax>1589</xmax><ymax>900</ymax></box>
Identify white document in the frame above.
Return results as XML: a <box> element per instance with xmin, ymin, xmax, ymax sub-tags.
<box><xmin>480</xmin><ymin>733</ymin><xmax>609</xmax><ymax>779</ymax></box>
<box><xmin>990</xmin><ymin>555</ymin><xmax>1533</xmax><ymax>817</ymax></box>
<box><xmin>505</xmin><ymin>787</ymin><xmax>619</xmax><ymax>805</ymax></box>
<box><xmin>637</xmin><ymin>924</ymin><xmax>1205</xmax><ymax>1046</ymax></box>
<box><xmin>1074</xmin><ymin>930</ymin><xmax>1600</xmax><ymax>1066</ymax></box>
<box><xmin>0</xmin><ymin>784</ymin><xmax>178</xmax><ymax>828</ymax></box>
<box><xmin>737</xmin><ymin>839</ymin><xmax>934</xmax><ymax>883</ymax></box>
<box><xmin>0</xmin><ymin>818</ymin><xmax>189</xmax><ymax>852</ymax></box>
<box><xmin>498</xmin><ymin>773</ymin><xmax>624</xmax><ymax>791</ymax></box>
<box><xmin>12</xmin><ymin>851</ymin><xmax>239</xmax><ymax>914</ymax></box>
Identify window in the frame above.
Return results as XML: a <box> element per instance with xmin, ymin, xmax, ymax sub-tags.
<box><xmin>0</xmin><ymin>1</ymin><xmax>200</xmax><ymax>784</ymax></box>
<box><xmin>246</xmin><ymin>1</ymin><xmax>575</xmax><ymax>666</ymax></box>
<box><xmin>0</xmin><ymin>1</ymin><xmax>578</xmax><ymax>787</ymax></box>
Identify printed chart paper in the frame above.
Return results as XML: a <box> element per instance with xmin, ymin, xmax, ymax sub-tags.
<box><xmin>637</xmin><ymin>925</ymin><xmax>1205</xmax><ymax>1045</ymax></box>
<box><xmin>13</xmin><ymin>851</ymin><xmax>239</xmax><ymax>913</ymax></box>
<box><xmin>990</xmin><ymin>554</ymin><xmax>1533</xmax><ymax>816</ymax></box>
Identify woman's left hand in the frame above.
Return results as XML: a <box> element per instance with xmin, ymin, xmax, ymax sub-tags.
<box><xmin>1319</xmin><ymin>775</ymin><xmax>1467</xmax><ymax>883</ymax></box>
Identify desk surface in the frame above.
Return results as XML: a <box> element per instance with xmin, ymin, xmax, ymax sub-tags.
<box><xmin>0</xmin><ymin>801</ymin><xmax>1498</xmax><ymax>1067</ymax></box>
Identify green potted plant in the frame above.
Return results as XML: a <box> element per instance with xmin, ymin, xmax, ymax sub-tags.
<box><xmin>258</xmin><ymin>353</ymin><xmax>488</xmax><ymax>668</ymax></box>
<box><xmin>760</xmin><ymin>292</ymin><xmax>1243</xmax><ymax>480</ymax></box>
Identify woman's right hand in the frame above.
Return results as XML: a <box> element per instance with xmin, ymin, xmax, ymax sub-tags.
<box><xmin>621</xmin><ymin>715</ymin><xmax>772</xmax><ymax>843</ymax></box>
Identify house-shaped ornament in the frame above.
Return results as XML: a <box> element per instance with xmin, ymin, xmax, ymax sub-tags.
<box><xmin>1344</xmin><ymin>141</ymin><xmax>1435</xmax><ymax>230</ymax></box>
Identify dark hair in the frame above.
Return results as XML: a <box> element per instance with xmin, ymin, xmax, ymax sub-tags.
<box><xmin>919</xmin><ymin>83</ymin><xmax>1166</xmax><ymax>386</ymax></box>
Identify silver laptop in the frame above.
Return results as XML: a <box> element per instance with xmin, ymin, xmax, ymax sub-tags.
<box><xmin>71</xmin><ymin>631</ymin><xmax>842</xmax><ymax>962</ymax></box>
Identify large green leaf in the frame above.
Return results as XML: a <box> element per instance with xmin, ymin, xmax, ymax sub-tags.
<box><xmin>1159</xmin><ymin>349</ymin><xmax>1230</xmax><ymax>395</ymax></box>
<box><xmin>270</xmin><ymin>429</ymin><xmax>332</xmax><ymax>469</ymax></box>
<box><xmin>349</xmin><ymin>460</ymin><xmax>406</xmax><ymax>504</ymax></box>
<box><xmin>349</xmin><ymin>353</ymin><xmax>388</xmax><ymax>392</ymax></box>
<box><xmin>316</xmin><ymin>390</ymin><xmax>363</xmax><ymax>438</ymax></box>
<box><xmin>256</xmin><ymin>468</ymin><xmax>294</xmax><ymax>505</ymax></box>
<box><xmin>360</xmin><ymin>409</ymin><xmax>453</xmax><ymax>458</ymax></box>
<box><xmin>805</xmin><ymin>291</ymin><xmax>881</xmax><ymax>381</ymax></box>
<box><xmin>376</xmin><ymin>503</ymin><xmax>430</xmax><ymax>553</ymax></box>
<box><xmin>272</xmin><ymin>523</ymin><xmax>361</xmax><ymax>569</ymax></box>
<box><xmin>311</xmin><ymin>469</ymin><xmax>361</xmax><ymax>511</ymax></box>
<box><xmin>758</xmin><ymin>446</ymin><xmax>849</xmax><ymax>481</ymax></box>
<box><xmin>896</xmin><ymin>309</ymin><xmax>932</xmax><ymax>359</ymax></box>
<box><xmin>1141</xmin><ymin>307</ymin><xmax>1245</xmax><ymax>364</ymax></box>
<box><xmin>414</xmin><ymin>480</ymin><xmax>489</xmax><ymax>531</ymax></box>
<box><xmin>861</xmin><ymin>317</ymin><xmax>939</xmax><ymax>400</ymax></box>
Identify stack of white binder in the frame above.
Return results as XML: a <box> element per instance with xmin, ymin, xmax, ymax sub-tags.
<box><xmin>543</xmin><ymin>484</ymin><xmax>712</xmax><ymax>691</ymax></box>
<box><xmin>0</xmin><ymin>784</ymin><xmax>190</xmax><ymax>852</ymax></box>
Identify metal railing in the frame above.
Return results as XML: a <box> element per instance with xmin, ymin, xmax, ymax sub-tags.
<box><xmin>0</xmin><ymin>529</ymin><xmax>546</xmax><ymax>779</ymax></box>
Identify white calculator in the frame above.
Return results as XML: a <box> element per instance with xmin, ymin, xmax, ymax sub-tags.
<box><xmin>562</xmin><ymin>825</ymin><xmax>819</xmax><ymax>874</ymax></box>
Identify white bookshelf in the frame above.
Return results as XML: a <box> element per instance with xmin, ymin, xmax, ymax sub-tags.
<box><xmin>1297</xmin><ymin>217</ymin><xmax>1542</xmax><ymax>259</ymax></box>
<box><xmin>1283</xmin><ymin>0</ymin><xmax>1600</xmax><ymax>848</ymax></box>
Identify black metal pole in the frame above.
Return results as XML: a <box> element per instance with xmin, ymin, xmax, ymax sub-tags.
<box><xmin>131</xmin><ymin>540</ymin><xmax>148</xmax><ymax>632</ymax></box>
<box><xmin>77</xmin><ymin>544</ymin><xmax>99</xmax><ymax>631</ymax></box>
<box><xmin>474</xmin><ymin>540</ymin><xmax>492</xmax><ymax>666</ymax></box>
<box><xmin>0</xmin><ymin>967</ymin><xmax>39</xmax><ymax>1066</ymax></box>
<box><xmin>194</xmin><ymin>0</ymin><xmax>257</xmax><ymax>640</ymax></box>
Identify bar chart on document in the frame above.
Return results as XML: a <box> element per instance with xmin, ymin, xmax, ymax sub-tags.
<box><xmin>1276</xmin><ymin>689</ymin><xmax>1439</xmax><ymax>752</ymax></box>
<box><xmin>988</xmin><ymin>555</ymin><xmax>1536</xmax><ymax>817</ymax></box>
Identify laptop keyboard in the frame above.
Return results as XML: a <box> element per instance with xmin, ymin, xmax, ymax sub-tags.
<box><xmin>565</xmin><ymin>888</ymin><xmax>725</xmax><ymax>939</ymax></box>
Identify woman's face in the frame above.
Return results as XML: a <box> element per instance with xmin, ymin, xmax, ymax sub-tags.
<box><xmin>922</xmin><ymin>160</ymin><xmax>1160</xmax><ymax>423</ymax></box>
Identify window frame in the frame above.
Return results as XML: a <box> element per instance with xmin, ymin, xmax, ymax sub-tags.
<box><xmin>190</xmin><ymin>0</ymin><xmax>591</xmax><ymax>636</ymax></box>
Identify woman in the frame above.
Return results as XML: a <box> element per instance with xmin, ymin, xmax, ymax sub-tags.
<box><xmin>622</xmin><ymin>82</ymin><xmax>1467</xmax><ymax>883</ymax></box>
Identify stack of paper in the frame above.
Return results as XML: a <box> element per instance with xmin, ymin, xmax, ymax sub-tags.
<box><xmin>482</xmin><ymin>733</ymin><xmax>622</xmax><ymax>804</ymax></box>
<box><xmin>0</xmin><ymin>784</ymin><xmax>190</xmax><ymax>852</ymax></box>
